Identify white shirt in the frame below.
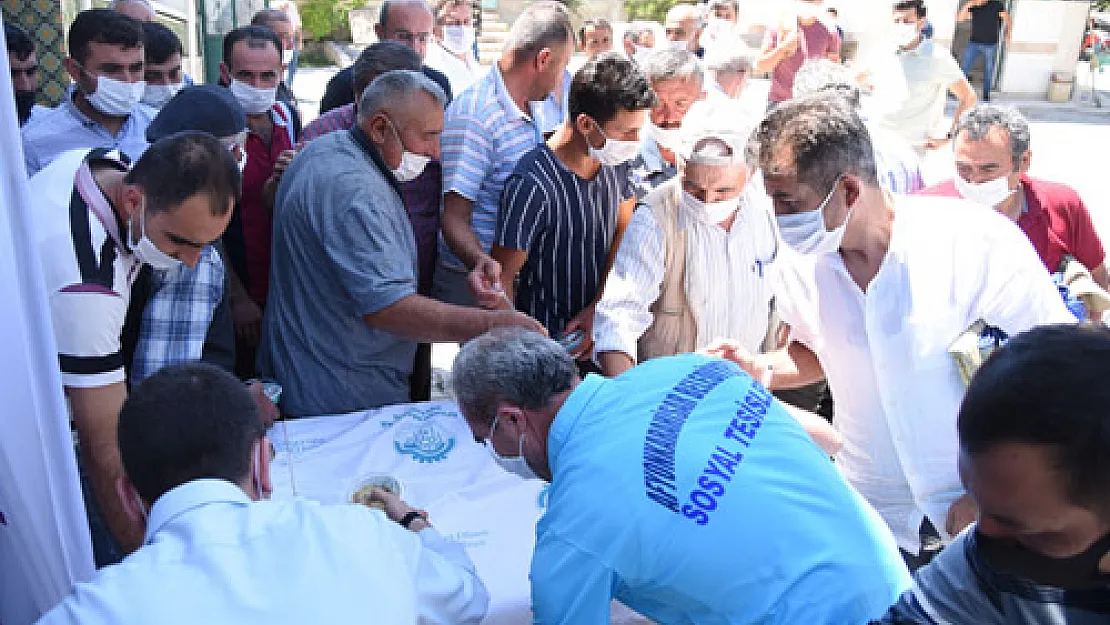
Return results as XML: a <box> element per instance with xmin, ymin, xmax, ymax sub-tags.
<box><xmin>36</xmin><ymin>479</ymin><xmax>489</xmax><ymax>625</ymax></box>
<box><xmin>425</xmin><ymin>39</ymin><xmax>485</xmax><ymax>97</ymax></box>
<box><xmin>875</xmin><ymin>39</ymin><xmax>965</xmax><ymax>146</ymax></box>
<box><xmin>773</xmin><ymin>196</ymin><xmax>1075</xmax><ymax>551</ymax></box>
<box><xmin>594</xmin><ymin>180</ymin><xmax>777</xmax><ymax>361</ymax></box>
<box><xmin>31</xmin><ymin>148</ymin><xmax>141</xmax><ymax>389</ymax></box>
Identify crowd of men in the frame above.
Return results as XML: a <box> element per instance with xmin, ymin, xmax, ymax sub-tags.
<box><xmin>6</xmin><ymin>0</ymin><xmax>1110</xmax><ymax>622</ymax></box>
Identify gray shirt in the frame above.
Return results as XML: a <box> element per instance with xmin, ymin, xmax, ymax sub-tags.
<box><xmin>259</xmin><ymin>127</ymin><xmax>418</xmax><ymax>417</ymax></box>
<box><xmin>877</xmin><ymin>529</ymin><xmax>1110</xmax><ymax>624</ymax></box>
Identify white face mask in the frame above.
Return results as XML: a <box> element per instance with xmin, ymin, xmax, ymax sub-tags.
<box><xmin>668</xmin><ymin>38</ymin><xmax>690</xmax><ymax>51</ymax></box>
<box><xmin>129</xmin><ymin>201</ymin><xmax>183</xmax><ymax>271</ymax></box>
<box><xmin>386</xmin><ymin>117</ymin><xmax>431</xmax><ymax>182</ymax></box>
<box><xmin>141</xmin><ymin>82</ymin><xmax>184</xmax><ymax>109</ymax></box>
<box><xmin>282</xmin><ymin>48</ymin><xmax>295</xmax><ymax>66</ymax></box>
<box><xmin>681</xmin><ymin>189</ymin><xmax>739</xmax><ymax>224</ymax></box>
<box><xmin>775</xmin><ymin>175</ymin><xmax>849</xmax><ymax>256</ymax></box>
<box><xmin>441</xmin><ymin>25</ymin><xmax>476</xmax><ymax>56</ymax></box>
<box><xmin>648</xmin><ymin>121</ymin><xmax>683</xmax><ymax>153</ymax></box>
<box><xmin>229</xmin><ymin>79</ymin><xmax>277</xmax><ymax>115</ymax></box>
<box><xmin>486</xmin><ymin>414</ymin><xmax>542</xmax><ymax>481</ymax></box>
<box><xmin>955</xmin><ymin>174</ymin><xmax>1017</xmax><ymax>208</ymax></box>
<box><xmin>588</xmin><ymin>121</ymin><xmax>641</xmax><ymax>166</ymax></box>
<box><xmin>893</xmin><ymin>22</ymin><xmax>920</xmax><ymax>48</ymax></box>
<box><xmin>84</xmin><ymin>73</ymin><xmax>145</xmax><ymax>117</ymax></box>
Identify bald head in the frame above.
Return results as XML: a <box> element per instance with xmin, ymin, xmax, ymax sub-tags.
<box><xmin>376</xmin><ymin>0</ymin><xmax>435</xmax><ymax>59</ymax></box>
<box><xmin>110</xmin><ymin>0</ymin><xmax>155</xmax><ymax>22</ymax></box>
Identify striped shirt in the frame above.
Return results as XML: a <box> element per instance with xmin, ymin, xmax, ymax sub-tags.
<box><xmin>495</xmin><ymin>144</ymin><xmax>632</xmax><ymax>336</ymax></box>
<box><xmin>298</xmin><ymin>103</ymin><xmax>357</xmax><ymax>145</ymax></box>
<box><xmin>439</xmin><ymin>64</ymin><xmax>543</xmax><ymax>271</ymax></box>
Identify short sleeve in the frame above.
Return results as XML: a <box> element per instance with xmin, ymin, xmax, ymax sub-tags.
<box><xmin>441</xmin><ymin>110</ymin><xmax>493</xmax><ymax>202</ymax></box>
<box><xmin>1065</xmin><ymin>197</ymin><xmax>1106</xmax><ymax>270</ymax></box>
<box><xmin>494</xmin><ymin>172</ymin><xmax>546</xmax><ymax>252</ymax></box>
<box><xmin>51</xmin><ymin>289</ymin><xmax>128</xmax><ymax>388</ymax></box>
<box><xmin>323</xmin><ymin>198</ymin><xmax>417</xmax><ymax>316</ymax></box>
<box><xmin>935</xmin><ymin>50</ymin><xmax>966</xmax><ymax>89</ymax></box>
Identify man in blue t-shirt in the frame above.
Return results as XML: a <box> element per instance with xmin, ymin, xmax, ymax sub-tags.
<box><xmin>492</xmin><ymin>53</ymin><xmax>656</xmax><ymax>361</ymax></box>
<box><xmin>452</xmin><ymin>328</ymin><xmax>912</xmax><ymax>624</ymax></box>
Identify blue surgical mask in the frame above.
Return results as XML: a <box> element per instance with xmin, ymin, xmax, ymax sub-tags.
<box><xmin>776</xmin><ymin>175</ymin><xmax>849</xmax><ymax>256</ymax></box>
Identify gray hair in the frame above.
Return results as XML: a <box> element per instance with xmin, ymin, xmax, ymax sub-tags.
<box><xmin>791</xmin><ymin>59</ymin><xmax>861</xmax><ymax>109</ymax></box>
<box><xmin>638</xmin><ymin>48</ymin><xmax>704</xmax><ymax>87</ymax></box>
<box><xmin>705</xmin><ymin>42</ymin><xmax>755</xmax><ymax>78</ymax></box>
<box><xmin>357</xmin><ymin>69</ymin><xmax>447</xmax><ymax>122</ymax></box>
<box><xmin>352</xmin><ymin>41</ymin><xmax>422</xmax><ymax>94</ymax></box>
<box><xmin>954</xmin><ymin>104</ymin><xmax>1032</xmax><ymax>168</ymax></box>
<box><xmin>708</xmin><ymin>0</ymin><xmax>739</xmax><ymax>12</ymax></box>
<box><xmin>251</xmin><ymin>8</ymin><xmax>292</xmax><ymax>29</ymax></box>
<box><xmin>379</xmin><ymin>0</ymin><xmax>434</xmax><ymax>30</ymax></box>
<box><xmin>504</xmin><ymin>0</ymin><xmax>573</xmax><ymax>60</ymax></box>
<box><xmin>749</xmin><ymin>93</ymin><xmax>878</xmax><ymax>191</ymax></box>
<box><xmin>451</xmin><ymin>328</ymin><xmax>577</xmax><ymax>425</ymax></box>
<box><xmin>109</xmin><ymin>0</ymin><xmax>153</xmax><ymax>11</ymax></box>
<box><xmin>667</xmin><ymin>3</ymin><xmax>706</xmax><ymax>28</ymax></box>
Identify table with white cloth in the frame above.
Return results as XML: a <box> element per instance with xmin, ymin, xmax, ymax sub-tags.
<box><xmin>268</xmin><ymin>401</ymin><xmax>652</xmax><ymax>624</ymax></box>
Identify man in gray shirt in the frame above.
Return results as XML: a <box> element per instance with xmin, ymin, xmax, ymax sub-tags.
<box><xmin>876</xmin><ymin>325</ymin><xmax>1110</xmax><ymax>624</ymax></box>
<box><xmin>259</xmin><ymin>70</ymin><xmax>542</xmax><ymax>417</ymax></box>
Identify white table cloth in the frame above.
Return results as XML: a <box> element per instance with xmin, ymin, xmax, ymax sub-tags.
<box><xmin>269</xmin><ymin>401</ymin><xmax>651</xmax><ymax>624</ymax></box>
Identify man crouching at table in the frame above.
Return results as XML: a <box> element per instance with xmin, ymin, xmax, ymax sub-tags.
<box><xmin>453</xmin><ymin>328</ymin><xmax>911</xmax><ymax>624</ymax></box>
<box><xmin>36</xmin><ymin>362</ymin><xmax>488</xmax><ymax>624</ymax></box>
<box><xmin>259</xmin><ymin>69</ymin><xmax>543</xmax><ymax>418</ymax></box>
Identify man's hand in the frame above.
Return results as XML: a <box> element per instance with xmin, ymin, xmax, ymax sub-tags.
<box><xmin>247</xmin><ymin>381</ymin><xmax>281</xmax><ymax>429</ymax></box>
<box><xmin>780</xmin><ymin>29</ymin><xmax>801</xmax><ymax>55</ymax></box>
<box><xmin>702</xmin><ymin>339</ymin><xmax>759</xmax><ymax>378</ymax></box>
<box><xmin>272</xmin><ymin>148</ymin><xmax>297</xmax><ymax>180</ymax></box>
<box><xmin>367</xmin><ymin>487</ymin><xmax>429</xmax><ymax>531</ymax></box>
<box><xmin>469</xmin><ymin>255</ymin><xmax>511</xmax><ymax>310</ymax></box>
<box><xmin>562</xmin><ymin>303</ymin><xmax>596</xmax><ymax>359</ymax></box>
<box><xmin>231</xmin><ymin>294</ymin><xmax>263</xmax><ymax>347</ymax></box>
<box><xmin>487</xmin><ymin>309</ymin><xmax>548</xmax><ymax>336</ymax></box>
<box><xmin>946</xmin><ymin>493</ymin><xmax>978</xmax><ymax>537</ymax></box>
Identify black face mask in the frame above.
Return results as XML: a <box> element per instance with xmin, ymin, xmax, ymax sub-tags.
<box><xmin>15</xmin><ymin>90</ymin><xmax>35</xmax><ymax>125</ymax></box>
<box><xmin>976</xmin><ymin>529</ymin><xmax>1110</xmax><ymax>590</ymax></box>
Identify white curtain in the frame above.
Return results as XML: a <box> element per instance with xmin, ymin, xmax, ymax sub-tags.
<box><xmin>0</xmin><ymin>40</ymin><xmax>96</xmax><ymax>624</ymax></box>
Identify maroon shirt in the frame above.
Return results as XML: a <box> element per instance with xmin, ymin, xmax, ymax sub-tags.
<box><xmin>919</xmin><ymin>176</ymin><xmax>1106</xmax><ymax>272</ymax></box>
<box><xmin>765</xmin><ymin>21</ymin><xmax>840</xmax><ymax>103</ymax></box>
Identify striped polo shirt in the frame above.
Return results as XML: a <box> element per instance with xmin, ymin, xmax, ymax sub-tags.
<box><xmin>439</xmin><ymin>64</ymin><xmax>544</xmax><ymax>271</ymax></box>
<box><xmin>495</xmin><ymin>144</ymin><xmax>633</xmax><ymax>336</ymax></box>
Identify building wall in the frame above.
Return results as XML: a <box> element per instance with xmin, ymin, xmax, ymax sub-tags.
<box><xmin>3</xmin><ymin>0</ymin><xmax>70</xmax><ymax>106</ymax></box>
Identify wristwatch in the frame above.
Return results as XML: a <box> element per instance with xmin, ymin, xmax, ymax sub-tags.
<box><xmin>400</xmin><ymin>510</ymin><xmax>428</xmax><ymax>529</ymax></box>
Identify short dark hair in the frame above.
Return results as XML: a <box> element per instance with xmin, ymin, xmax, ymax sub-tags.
<box><xmin>893</xmin><ymin>0</ymin><xmax>927</xmax><ymax>18</ymax></box>
<box><xmin>222</xmin><ymin>24</ymin><xmax>281</xmax><ymax>68</ymax></box>
<box><xmin>142</xmin><ymin>21</ymin><xmax>182</xmax><ymax>65</ymax></box>
<box><xmin>578</xmin><ymin>18</ymin><xmax>612</xmax><ymax>44</ymax></box>
<box><xmin>959</xmin><ymin>324</ymin><xmax>1110</xmax><ymax>516</ymax></box>
<box><xmin>125</xmin><ymin>131</ymin><xmax>241</xmax><ymax>216</ymax></box>
<box><xmin>352</xmin><ymin>41</ymin><xmax>422</xmax><ymax>96</ymax></box>
<box><xmin>119</xmin><ymin>362</ymin><xmax>265</xmax><ymax>503</ymax></box>
<box><xmin>749</xmin><ymin>93</ymin><xmax>879</xmax><ymax>192</ymax></box>
<box><xmin>568</xmin><ymin>52</ymin><xmax>657</xmax><ymax>126</ymax></box>
<box><xmin>251</xmin><ymin>8</ymin><xmax>291</xmax><ymax>30</ymax></box>
<box><xmin>5</xmin><ymin>21</ymin><xmax>35</xmax><ymax>61</ymax></box>
<box><xmin>68</xmin><ymin>8</ymin><xmax>143</xmax><ymax>65</ymax></box>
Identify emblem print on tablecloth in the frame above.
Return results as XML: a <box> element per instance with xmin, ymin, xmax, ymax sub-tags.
<box><xmin>386</xmin><ymin>404</ymin><xmax>459</xmax><ymax>463</ymax></box>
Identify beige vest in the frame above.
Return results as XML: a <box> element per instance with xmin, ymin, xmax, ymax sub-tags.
<box><xmin>636</xmin><ymin>182</ymin><xmax>785</xmax><ymax>363</ymax></box>
<box><xmin>637</xmin><ymin>183</ymin><xmax>697</xmax><ymax>362</ymax></box>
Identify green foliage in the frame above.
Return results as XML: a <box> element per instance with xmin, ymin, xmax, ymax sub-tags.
<box><xmin>624</xmin><ymin>0</ymin><xmax>674</xmax><ymax>24</ymax></box>
<box><xmin>300</xmin><ymin>0</ymin><xmax>357</xmax><ymax>41</ymax></box>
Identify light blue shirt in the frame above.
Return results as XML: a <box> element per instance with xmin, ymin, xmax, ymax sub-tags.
<box><xmin>36</xmin><ymin>479</ymin><xmax>489</xmax><ymax>624</ymax></box>
<box><xmin>532</xmin><ymin>354</ymin><xmax>911</xmax><ymax>625</ymax></box>
<box><xmin>438</xmin><ymin>63</ymin><xmax>543</xmax><ymax>271</ymax></box>
<box><xmin>21</xmin><ymin>95</ymin><xmax>154</xmax><ymax>176</ymax></box>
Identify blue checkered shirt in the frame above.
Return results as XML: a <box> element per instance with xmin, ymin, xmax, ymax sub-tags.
<box><xmin>132</xmin><ymin>245</ymin><xmax>224</xmax><ymax>383</ymax></box>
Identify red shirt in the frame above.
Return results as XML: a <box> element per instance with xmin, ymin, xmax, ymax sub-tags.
<box><xmin>238</xmin><ymin>103</ymin><xmax>296</xmax><ymax>305</ymax></box>
<box><xmin>765</xmin><ymin>21</ymin><xmax>840</xmax><ymax>103</ymax></box>
<box><xmin>918</xmin><ymin>176</ymin><xmax>1106</xmax><ymax>272</ymax></box>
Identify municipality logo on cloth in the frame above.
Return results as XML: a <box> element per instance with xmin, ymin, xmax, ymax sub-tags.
<box><xmin>388</xmin><ymin>405</ymin><xmax>457</xmax><ymax>463</ymax></box>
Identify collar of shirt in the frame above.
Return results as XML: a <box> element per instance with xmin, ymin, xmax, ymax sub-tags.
<box><xmin>490</xmin><ymin>63</ymin><xmax>533</xmax><ymax>123</ymax></box>
<box><xmin>61</xmin><ymin>92</ymin><xmax>140</xmax><ymax>136</ymax></box>
<box><xmin>638</xmin><ymin>136</ymin><xmax>669</xmax><ymax>175</ymax></box>
<box><xmin>547</xmin><ymin>374</ymin><xmax>607</xmax><ymax>474</ymax></box>
<box><xmin>74</xmin><ymin>152</ymin><xmax>130</xmax><ymax>250</ymax></box>
<box><xmin>144</xmin><ymin>478</ymin><xmax>252</xmax><ymax>544</ymax></box>
<box><xmin>349</xmin><ymin>124</ymin><xmax>402</xmax><ymax>197</ymax></box>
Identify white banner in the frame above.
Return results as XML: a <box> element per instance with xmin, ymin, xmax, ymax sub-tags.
<box><xmin>0</xmin><ymin>38</ymin><xmax>96</xmax><ymax>625</ymax></box>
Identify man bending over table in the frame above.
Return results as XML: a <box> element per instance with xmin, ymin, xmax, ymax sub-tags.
<box><xmin>36</xmin><ymin>362</ymin><xmax>488</xmax><ymax>624</ymax></box>
<box><xmin>452</xmin><ymin>328</ymin><xmax>911</xmax><ymax>624</ymax></box>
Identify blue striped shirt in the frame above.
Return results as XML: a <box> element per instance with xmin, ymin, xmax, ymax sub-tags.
<box><xmin>495</xmin><ymin>145</ymin><xmax>632</xmax><ymax>336</ymax></box>
<box><xmin>438</xmin><ymin>64</ymin><xmax>544</xmax><ymax>271</ymax></box>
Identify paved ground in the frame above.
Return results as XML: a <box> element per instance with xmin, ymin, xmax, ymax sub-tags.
<box><xmin>289</xmin><ymin>61</ymin><xmax>1110</xmax><ymax>389</ymax></box>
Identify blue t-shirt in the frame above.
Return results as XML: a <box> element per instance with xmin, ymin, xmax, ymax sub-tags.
<box><xmin>534</xmin><ymin>354</ymin><xmax>911</xmax><ymax>624</ymax></box>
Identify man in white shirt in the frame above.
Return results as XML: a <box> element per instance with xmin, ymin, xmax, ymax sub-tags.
<box><xmin>712</xmin><ymin>94</ymin><xmax>1075</xmax><ymax>569</ymax></box>
<box><xmin>36</xmin><ymin>362</ymin><xmax>489</xmax><ymax>624</ymax></box>
<box><xmin>426</xmin><ymin>0</ymin><xmax>483</xmax><ymax>96</ymax></box>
